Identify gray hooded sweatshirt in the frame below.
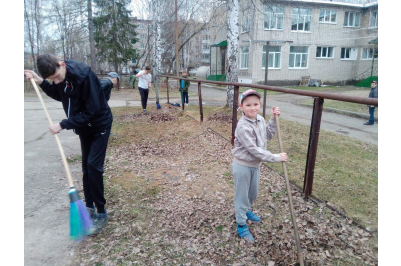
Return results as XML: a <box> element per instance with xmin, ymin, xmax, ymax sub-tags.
<box><xmin>232</xmin><ymin>113</ymin><xmax>281</xmax><ymax>168</ymax></box>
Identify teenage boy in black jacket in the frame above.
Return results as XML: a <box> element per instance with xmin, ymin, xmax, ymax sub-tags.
<box><xmin>24</xmin><ymin>53</ymin><xmax>112</xmax><ymax>235</ymax></box>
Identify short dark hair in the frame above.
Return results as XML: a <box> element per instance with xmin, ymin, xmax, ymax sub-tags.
<box><xmin>145</xmin><ymin>66</ymin><xmax>151</xmax><ymax>71</ymax></box>
<box><xmin>37</xmin><ymin>54</ymin><xmax>62</xmax><ymax>79</ymax></box>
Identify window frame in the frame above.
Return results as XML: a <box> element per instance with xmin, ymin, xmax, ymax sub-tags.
<box><xmin>240</xmin><ymin>46</ymin><xmax>249</xmax><ymax>69</ymax></box>
<box><xmin>361</xmin><ymin>48</ymin><xmax>378</xmax><ymax>60</ymax></box>
<box><xmin>241</xmin><ymin>11</ymin><xmax>251</xmax><ymax>33</ymax></box>
<box><xmin>291</xmin><ymin>8</ymin><xmax>312</xmax><ymax>32</ymax></box>
<box><xmin>319</xmin><ymin>9</ymin><xmax>337</xmax><ymax>24</ymax></box>
<box><xmin>369</xmin><ymin>10</ymin><xmax>378</xmax><ymax>28</ymax></box>
<box><xmin>262</xmin><ymin>46</ymin><xmax>281</xmax><ymax>69</ymax></box>
<box><xmin>289</xmin><ymin>46</ymin><xmax>309</xmax><ymax>69</ymax></box>
<box><xmin>340</xmin><ymin>47</ymin><xmax>358</xmax><ymax>60</ymax></box>
<box><xmin>264</xmin><ymin>5</ymin><xmax>284</xmax><ymax>30</ymax></box>
<box><xmin>343</xmin><ymin>11</ymin><xmax>361</xmax><ymax>27</ymax></box>
<box><xmin>316</xmin><ymin>46</ymin><xmax>334</xmax><ymax>59</ymax></box>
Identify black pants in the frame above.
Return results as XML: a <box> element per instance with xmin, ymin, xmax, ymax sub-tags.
<box><xmin>138</xmin><ymin>87</ymin><xmax>149</xmax><ymax>110</ymax></box>
<box><xmin>79</xmin><ymin>124</ymin><xmax>112</xmax><ymax>213</ymax></box>
<box><xmin>183</xmin><ymin>91</ymin><xmax>189</xmax><ymax>104</ymax></box>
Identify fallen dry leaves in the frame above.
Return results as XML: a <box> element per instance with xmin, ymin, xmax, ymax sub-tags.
<box><xmin>74</xmin><ymin>108</ymin><xmax>378</xmax><ymax>266</ymax></box>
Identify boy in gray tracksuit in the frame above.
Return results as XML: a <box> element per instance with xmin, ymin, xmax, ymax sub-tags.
<box><xmin>232</xmin><ymin>89</ymin><xmax>288</xmax><ymax>243</ymax></box>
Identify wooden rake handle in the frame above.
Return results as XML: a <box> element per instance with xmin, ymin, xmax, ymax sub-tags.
<box><xmin>275</xmin><ymin>110</ymin><xmax>305</xmax><ymax>266</ymax></box>
<box><xmin>30</xmin><ymin>79</ymin><xmax>74</xmax><ymax>188</ymax></box>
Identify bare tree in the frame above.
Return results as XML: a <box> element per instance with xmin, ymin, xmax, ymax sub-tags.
<box><xmin>226</xmin><ymin>0</ymin><xmax>239</xmax><ymax>108</ymax></box>
<box><xmin>88</xmin><ymin>0</ymin><xmax>97</xmax><ymax>73</ymax></box>
<box><xmin>24</xmin><ymin>0</ymin><xmax>40</xmax><ymax>71</ymax></box>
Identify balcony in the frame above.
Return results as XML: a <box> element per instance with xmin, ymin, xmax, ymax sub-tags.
<box><xmin>202</xmin><ymin>49</ymin><xmax>210</xmax><ymax>54</ymax></box>
<box><xmin>201</xmin><ymin>59</ymin><xmax>210</xmax><ymax>63</ymax></box>
<box><xmin>202</xmin><ymin>40</ymin><xmax>210</xmax><ymax>44</ymax></box>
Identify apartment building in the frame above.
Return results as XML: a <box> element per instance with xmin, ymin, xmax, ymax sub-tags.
<box><xmin>129</xmin><ymin>17</ymin><xmax>153</xmax><ymax>72</ymax></box>
<box><xmin>236</xmin><ymin>0</ymin><xmax>378</xmax><ymax>85</ymax></box>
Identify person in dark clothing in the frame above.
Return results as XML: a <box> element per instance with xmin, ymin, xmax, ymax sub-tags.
<box><xmin>180</xmin><ymin>70</ymin><xmax>191</xmax><ymax>106</ymax></box>
<box><xmin>99</xmin><ymin>72</ymin><xmax>120</xmax><ymax>101</ymax></box>
<box><xmin>24</xmin><ymin>53</ymin><xmax>112</xmax><ymax>235</ymax></box>
<box><xmin>364</xmin><ymin>80</ymin><xmax>378</xmax><ymax>125</ymax></box>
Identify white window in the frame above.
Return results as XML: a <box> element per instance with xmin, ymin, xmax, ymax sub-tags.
<box><xmin>179</xmin><ymin>54</ymin><xmax>183</xmax><ymax>59</ymax></box>
<box><xmin>316</xmin><ymin>46</ymin><xmax>334</xmax><ymax>58</ymax></box>
<box><xmin>241</xmin><ymin>11</ymin><xmax>251</xmax><ymax>33</ymax></box>
<box><xmin>341</xmin><ymin>48</ymin><xmax>358</xmax><ymax>60</ymax></box>
<box><xmin>262</xmin><ymin>46</ymin><xmax>281</xmax><ymax>69</ymax></box>
<box><xmin>139</xmin><ymin>23</ymin><xmax>144</xmax><ymax>29</ymax></box>
<box><xmin>369</xmin><ymin>10</ymin><xmax>378</xmax><ymax>28</ymax></box>
<box><xmin>140</xmin><ymin>43</ymin><xmax>145</xmax><ymax>49</ymax></box>
<box><xmin>195</xmin><ymin>55</ymin><xmax>199</xmax><ymax>59</ymax></box>
<box><xmin>202</xmin><ymin>54</ymin><xmax>209</xmax><ymax>60</ymax></box>
<box><xmin>361</xmin><ymin>48</ymin><xmax>378</xmax><ymax>60</ymax></box>
<box><xmin>240</xmin><ymin>47</ymin><xmax>249</xmax><ymax>69</ymax></box>
<box><xmin>264</xmin><ymin>5</ymin><xmax>284</xmax><ymax>30</ymax></box>
<box><xmin>319</xmin><ymin>10</ymin><xmax>337</xmax><ymax>23</ymax></box>
<box><xmin>289</xmin><ymin>46</ymin><xmax>309</xmax><ymax>68</ymax></box>
<box><xmin>292</xmin><ymin>8</ymin><xmax>311</xmax><ymax>32</ymax></box>
<box><xmin>344</xmin><ymin>11</ymin><xmax>361</xmax><ymax>27</ymax></box>
<box><xmin>195</xmin><ymin>46</ymin><xmax>200</xmax><ymax>50</ymax></box>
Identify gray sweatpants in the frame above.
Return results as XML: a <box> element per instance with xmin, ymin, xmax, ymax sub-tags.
<box><xmin>232</xmin><ymin>160</ymin><xmax>260</xmax><ymax>225</ymax></box>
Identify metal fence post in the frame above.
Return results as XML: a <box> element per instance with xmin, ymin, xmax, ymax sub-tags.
<box><xmin>198</xmin><ymin>82</ymin><xmax>203</xmax><ymax>122</ymax></box>
<box><xmin>231</xmin><ymin>85</ymin><xmax>239</xmax><ymax>145</ymax></box>
<box><xmin>303</xmin><ymin>97</ymin><xmax>324</xmax><ymax>197</ymax></box>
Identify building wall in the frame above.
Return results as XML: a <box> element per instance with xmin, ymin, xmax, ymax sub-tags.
<box><xmin>238</xmin><ymin>1</ymin><xmax>378</xmax><ymax>85</ymax></box>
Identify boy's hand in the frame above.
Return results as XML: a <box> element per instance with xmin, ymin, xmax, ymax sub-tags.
<box><xmin>271</xmin><ymin>106</ymin><xmax>280</xmax><ymax>118</ymax></box>
<box><xmin>280</xmin><ymin>152</ymin><xmax>288</xmax><ymax>162</ymax></box>
<box><xmin>49</xmin><ymin>123</ymin><xmax>63</xmax><ymax>135</ymax></box>
<box><xmin>148</xmin><ymin>83</ymin><xmax>152</xmax><ymax>89</ymax></box>
<box><xmin>24</xmin><ymin>70</ymin><xmax>43</xmax><ymax>84</ymax></box>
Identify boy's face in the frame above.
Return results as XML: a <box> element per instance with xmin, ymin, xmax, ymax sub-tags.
<box><xmin>47</xmin><ymin>61</ymin><xmax>67</xmax><ymax>84</ymax></box>
<box><xmin>371</xmin><ymin>82</ymin><xmax>377</xmax><ymax>88</ymax></box>
<box><xmin>240</xmin><ymin>95</ymin><xmax>261</xmax><ymax>120</ymax></box>
<box><xmin>182</xmin><ymin>71</ymin><xmax>187</xmax><ymax>76</ymax></box>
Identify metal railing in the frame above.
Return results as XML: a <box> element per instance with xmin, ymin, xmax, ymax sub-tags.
<box><xmin>160</xmin><ymin>75</ymin><xmax>378</xmax><ymax>198</ymax></box>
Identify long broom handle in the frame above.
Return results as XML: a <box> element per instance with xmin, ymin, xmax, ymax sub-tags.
<box><xmin>275</xmin><ymin>111</ymin><xmax>305</xmax><ymax>266</ymax></box>
<box><xmin>30</xmin><ymin>79</ymin><xmax>74</xmax><ymax>188</ymax></box>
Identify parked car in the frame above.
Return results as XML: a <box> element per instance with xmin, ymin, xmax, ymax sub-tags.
<box><xmin>189</xmin><ymin>69</ymin><xmax>197</xmax><ymax>76</ymax></box>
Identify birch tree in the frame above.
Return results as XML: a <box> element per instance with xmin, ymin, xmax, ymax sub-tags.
<box><xmin>226</xmin><ymin>0</ymin><xmax>239</xmax><ymax>108</ymax></box>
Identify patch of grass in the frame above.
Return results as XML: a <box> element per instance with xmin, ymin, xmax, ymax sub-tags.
<box><xmin>67</xmin><ymin>155</ymin><xmax>81</xmax><ymax>163</ymax></box>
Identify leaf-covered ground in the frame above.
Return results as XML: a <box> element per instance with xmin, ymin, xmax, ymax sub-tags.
<box><xmin>74</xmin><ymin>106</ymin><xmax>378</xmax><ymax>266</ymax></box>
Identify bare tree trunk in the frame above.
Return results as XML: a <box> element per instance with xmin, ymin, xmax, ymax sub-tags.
<box><xmin>175</xmin><ymin>0</ymin><xmax>179</xmax><ymax>77</ymax></box>
<box><xmin>24</xmin><ymin>0</ymin><xmax>38</xmax><ymax>72</ymax></box>
<box><xmin>226</xmin><ymin>0</ymin><xmax>239</xmax><ymax>108</ymax></box>
<box><xmin>88</xmin><ymin>0</ymin><xmax>97</xmax><ymax>73</ymax></box>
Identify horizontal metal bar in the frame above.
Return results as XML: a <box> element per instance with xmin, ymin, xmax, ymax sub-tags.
<box><xmin>160</xmin><ymin>75</ymin><xmax>378</xmax><ymax>106</ymax></box>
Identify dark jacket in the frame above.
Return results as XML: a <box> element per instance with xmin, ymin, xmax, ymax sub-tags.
<box><xmin>39</xmin><ymin>60</ymin><xmax>113</xmax><ymax>135</ymax></box>
<box><xmin>99</xmin><ymin>78</ymin><xmax>113</xmax><ymax>101</ymax></box>
<box><xmin>180</xmin><ymin>76</ymin><xmax>190</xmax><ymax>93</ymax></box>
<box><xmin>369</xmin><ymin>86</ymin><xmax>378</xmax><ymax>99</ymax></box>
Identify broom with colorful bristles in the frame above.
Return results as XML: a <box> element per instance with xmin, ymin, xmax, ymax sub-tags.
<box><xmin>30</xmin><ymin>79</ymin><xmax>93</xmax><ymax>241</ymax></box>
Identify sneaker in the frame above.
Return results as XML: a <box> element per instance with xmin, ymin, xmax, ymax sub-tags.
<box><xmin>237</xmin><ymin>224</ymin><xmax>254</xmax><ymax>243</ymax></box>
<box><xmin>363</xmin><ymin>122</ymin><xmax>373</xmax><ymax>125</ymax></box>
<box><xmin>143</xmin><ymin>109</ymin><xmax>147</xmax><ymax>113</ymax></box>
<box><xmin>246</xmin><ymin>211</ymin><xmax>261</xmax><ymax>223</ymax></box>
<box><xmin>88</xmin><ymin>211</ymin><xmax>109</xmax><ymax>236</ymax></box>
<box><xmin>86</xmin><ymin>207</ymin><xmax>95</xmax><ymax>219</ymax></box>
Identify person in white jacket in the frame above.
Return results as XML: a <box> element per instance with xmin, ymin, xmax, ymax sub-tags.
<box><xmin>135</xmin><ymin>66</ymin><xmax>152</xmax><ymax>112</ymax></box>
<box><xmin>232</xmin><ymin>89</ymin><xmax>288</xmax><ymax>243</ymax></box>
